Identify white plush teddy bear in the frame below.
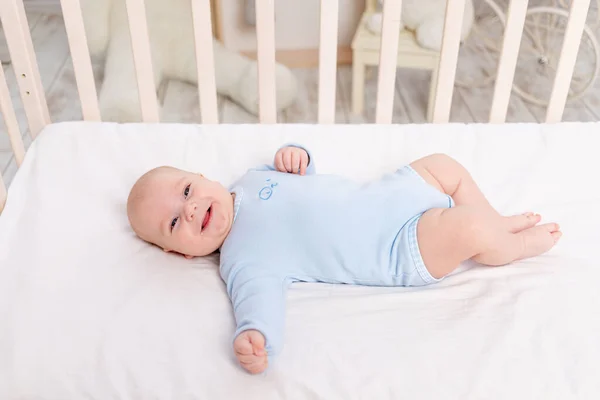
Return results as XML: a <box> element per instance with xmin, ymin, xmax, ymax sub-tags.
<box><xmin>80</xmin><ymin>0</ymin><xmax>298</xmax><ymax>122</ymax></box>
<box><xmin>366</xmin><ymin>0</ymin><xmax>474</xmax><ymax>51</ymax></box>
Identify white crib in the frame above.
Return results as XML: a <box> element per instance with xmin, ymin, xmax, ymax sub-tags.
<box><xmin>1</xmin><ymin>1</ymin><xmax>599</xmax><ymax>399</ymax></box>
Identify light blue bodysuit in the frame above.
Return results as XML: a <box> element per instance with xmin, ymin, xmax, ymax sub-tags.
<box><xmin>219</xmin><ymin>144</ymin><xmax>454</xmax><ymax>356</ymax></box>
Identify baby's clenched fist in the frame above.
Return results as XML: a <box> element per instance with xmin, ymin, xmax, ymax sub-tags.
<box><xmin>234</xmin><ymin>329</ymin><xmax>268</xmax><ymax>374</ymax></box>
<box><xmin>275</xmin><ymin>146</ymin><xmax>309</xmax><ymax>175</ymax></box>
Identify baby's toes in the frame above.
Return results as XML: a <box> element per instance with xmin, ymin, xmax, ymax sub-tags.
<box><xmin>542</xmin><ymin>222</ymin><xmax>560</xmax><ymax>234</ymax></box>
<box><xmin>547</xmin><ymin>224</ymin><xmax>562</xmax><ymax>242</ymax></box>
<box><xmin>517</xmin><ymin>223</ymin><xmax>562</xmax><ymax>260</ymax></box>
<box><xmin>551</xmin><ymin>231</ymin><xmax>562</xmax><ymax>242</ymax></box>
<box><xmin>506</xmin><ymin>212</ymin><xmax>541</xmax><ymax>233</ymax></box>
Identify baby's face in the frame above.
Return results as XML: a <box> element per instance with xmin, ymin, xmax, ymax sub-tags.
<box><xmin>128</xmin><ymin>167</ymin><xmax>234</xmax><ymax>258</ymax></box>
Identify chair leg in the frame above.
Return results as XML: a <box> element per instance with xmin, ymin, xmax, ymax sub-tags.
<box><xmin>352</xmin><ymin>55</ymin><xmax>366</xmax><ymax>115</ymax></box>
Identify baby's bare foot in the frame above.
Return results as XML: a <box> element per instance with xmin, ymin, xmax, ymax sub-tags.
<box><xmin>516</xmin><ymin>223</ymin><xmax>562</xmax><ymax>260</ymax></box>
<box><xmin>505</xmin><ymin>212</ymin><xmax>541</xmax><ymax>233</ymax></box>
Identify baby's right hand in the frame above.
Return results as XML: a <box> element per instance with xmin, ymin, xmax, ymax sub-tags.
<box><xmin>233</xmin><ymin>329</ymin><xmax>268</xmax><ymax>374</ymax></box>
<box><xmin>275</xmin><ymin>145</ymin><xmax>309</xmax><ymax>175</ymax></box>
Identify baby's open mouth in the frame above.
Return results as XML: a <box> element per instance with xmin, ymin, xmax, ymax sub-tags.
<box><xmin>202</xmin><ymin>206</ymin><xmax>212</xmax><ymax>229</ymax></box>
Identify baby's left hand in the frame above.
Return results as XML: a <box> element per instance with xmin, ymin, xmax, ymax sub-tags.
<box><xmin>234</xmin><ymin>329</ymin><xmax>268</xmax><ymax>374</ymax></box>
<box><xmin>275</xmin><ymin>146</ymin><xmax>309</xmax><ymax>175</ymax></box>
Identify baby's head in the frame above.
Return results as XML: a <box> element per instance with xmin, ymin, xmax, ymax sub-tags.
<box><xmin>127</xmin><ymin>166</ymin><xmax>235</xmax><ymax>258</ymax></box>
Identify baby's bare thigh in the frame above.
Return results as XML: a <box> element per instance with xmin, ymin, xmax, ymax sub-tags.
<box><xmin>410</xmin><ymin>154</ymin><xmax>467</xmax><ymax>196</ymax></box>
<box><xmin>416</xmin><ymin>206</ymin><xmax>485</xmax><ymax>279</ymax></box>
<box><xmin>409</xmin><ymin>157</ymin><xmax>446</xmax><ymax>194</ymax></box>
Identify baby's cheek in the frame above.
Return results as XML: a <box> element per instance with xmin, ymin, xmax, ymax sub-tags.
<box><xmin>181</xmin><ymin>230</ymin><xmax>195</xmax><ymax>244</ymax></box>
<box><xmin>214</xmin><ymin>212</ymin><xmax>226</xmax><ymax>227</ymax></box>
<box><xmin>171</xmin><ymin>230</ymin><xmax>189</xmax><ymax>248</ymax></box>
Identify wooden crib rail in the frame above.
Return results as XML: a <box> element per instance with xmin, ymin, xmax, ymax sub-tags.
<box><xmin>0</xmin><ymin>65</ymin><xmax>25</xmax><ymax>213</ymax></box>
<box><xmin>375</xmin><ymin>0</ymin><xmax>403</xmax><ymax>124</ymax></box>
<box><xmin>124</xmin><ymin>0</ymin><xmax>160</xmax><ymax>122</ymax></box>
<box><xmin>318</xmin><ymin>0</ymin><xmax>339</xmax><ymax>124</ymax></box>
<box><xmin>255</xmin><ymin>0</ymin><xmax>277</xmax><ymax>123</ymax></box>
<box><xmin>0</xmin><ymin>0</ymin><xmax>50</xmax><ymax>138</ymax></box>
<box><xmin>0</xmin><ymin>175</ymin><xmax>5</xmax><ymax>213</ymax></box>
<box><xmin>0</xmin><ymin>67</ymin><xmax>25</xmax><ymax>167</ymax></box>
<box><xmin>489</xmin><ymin>0</ymin><xmax>530</xmax><ymax>123</ymax></box>
<box><xmin>59</xmin><ymin>0</ymin><xmax>101</xmax><ymax>121</ymax></box>
<box><xmin>431</xmin><ymin>0</ymin><xmax>466</xmax><ymax>123</ymax></box>
<box><xmin>192</xmin><ymin>0</ymin><xmax>219</xmax><ymax>124</ymax></box>
<box><xmin>0</xmin><ymin>0</ymin><xmax>595</xmax><ymax>134</ymax></box>
<box><xmin>0</xmin><ymin>172</ymin><xmax>5</xmax><ymax>213</ymax></box>
<box><xmin>546</xmin><ymin>0</ymin><xmax>592</xmax><ymax>123</ymax></box>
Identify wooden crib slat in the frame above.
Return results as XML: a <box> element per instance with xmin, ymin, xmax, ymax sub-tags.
<box><xmin>191</xmin><ymin>0</ymin><xmax>219</xmax><ymax>124</ymax></box>
<box><xmin>431</xmin><ymin>0</ymin><xmax>466</xmax><ymax>123</ymax></box>
<box><xmin>489</xmin><ymin>0</ymin><xmax>529</xmax><ymax>123</ymax></box>
<box><xmin>124</xmin><ymin>0</ymin><xmax>160</xmax><ymax>123</ymax></box>
<box><xmin>546</xmin><ymin>0</ymin><xmax>591</xmax><ymax>123</ymax></box>
<box><xmin>255</xmin><ymin>0</ymin><xmax>277</xmax><ymax>123</ymax></box>
<box><xmin>0</xmin><ymin>0</ymin><xmax>50</xmax><ymax>138</ymax></box>
<box><xmin>0</xmin><ymin>173</ymin><xmax>6</xmax><ymax>214</ymax></box>
<box><xmin>0</xmin><ymin>66</ymin><xmax>26</xmax><ymax>167</ymax></box>
<box><xmin>318</xmin><ymin>0</ymin><xmax>339</xmax><ymax>124</ymax></box>
<box><xmin>375</xmin><ymin>0</ymin><xmax>403</xmax><ymax>124</ymax></box>
<box><xmin>60</xmin><ymin>0</ymin><xmax>101</xmax><ymax>121</ymax></box>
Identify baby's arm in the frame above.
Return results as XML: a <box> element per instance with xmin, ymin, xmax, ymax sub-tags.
<box><xmin>224</xmin><ymin>263</ymin><xmax>288</xmax><ymax>374</ymax></box>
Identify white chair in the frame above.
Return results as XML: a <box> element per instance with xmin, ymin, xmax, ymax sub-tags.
<box><xmin>351</xmin><ymin>0</ymin><xmax>440</xmax><ymax>122</ymax></box>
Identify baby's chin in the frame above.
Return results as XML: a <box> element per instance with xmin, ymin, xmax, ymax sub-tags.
<box><xmin>166</xmin><ymin>245</ymin><xmax>214</xmax><ymax>259</ymax></box>
<box><xmin>174</xmin><ymin>237</ymin><xmax>223</xmax><ymax>258</ymax></box>
<box><xmin>186</xmin><ymin>245</ymin><xmax>221</xmax><ymax>258</ymax></box>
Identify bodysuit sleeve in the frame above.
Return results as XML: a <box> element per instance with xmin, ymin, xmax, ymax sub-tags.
<box><xmin>224</xmin><ymin>262</ymin><xmax>289</xmax><ymax>356</ymax></box>
<box><xmin>251</xmin><ymin>142</ymin><xmax>316</xmax><ymax>175</ymax></box>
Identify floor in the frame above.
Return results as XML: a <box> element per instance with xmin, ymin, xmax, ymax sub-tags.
<box><xmin>2</xmin><ymin>11</ymin><xmax>600</xmax><ymax>188</ymax></box>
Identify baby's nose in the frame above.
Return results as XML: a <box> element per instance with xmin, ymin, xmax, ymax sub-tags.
<box><xmin>185</xmin><ymin>202</ymin><xmax>197</xmax><ymax>220</ymax></box>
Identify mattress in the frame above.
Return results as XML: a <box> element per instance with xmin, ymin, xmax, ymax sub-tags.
<box><xmin>0</xmin><ymin>121</ymin><xmax>599</xmax><ymax>399</ymax></box>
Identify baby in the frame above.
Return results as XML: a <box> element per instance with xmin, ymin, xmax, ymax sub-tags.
<box><xmin>126</xmin><ymin>144</ymin><xmax>561</xmax><ymax>374</ymax></box>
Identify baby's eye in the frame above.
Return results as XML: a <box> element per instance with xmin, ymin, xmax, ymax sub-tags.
<box><xmin>171</xmin><ymin>217</ymin><xmax>178</xmax><ymax>231</ymax></box>
<box><xmin>184</xmin><ymin>184</ymin><xmax>190</xmax><ymax>198</ymax></box>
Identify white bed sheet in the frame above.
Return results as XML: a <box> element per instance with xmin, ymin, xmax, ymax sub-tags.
<box><xmin>0</xmin><ymin>121</ymin><xmax>599</xmax><ymax>399</ymax></box>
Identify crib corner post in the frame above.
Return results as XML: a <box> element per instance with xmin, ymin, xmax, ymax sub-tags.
<box><xmin>0</xmin><ymin>0</ymin><xmax>51</xmax><ymax>138</ymax></box>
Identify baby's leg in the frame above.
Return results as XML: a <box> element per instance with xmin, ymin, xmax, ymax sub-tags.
<box><xmin>417</xmin><ymin>206</ymin><xmax>561</xmax><ymax>279</ymax></box>
<box><xmin>410</xmin><ymin>153</ymin><xmax>496</xmax><ymax>210</ymax></box>
<box><xmin>410</xmin><ymin>153</ymin><xmax>539</xmax><ymax>232</ymax></box>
